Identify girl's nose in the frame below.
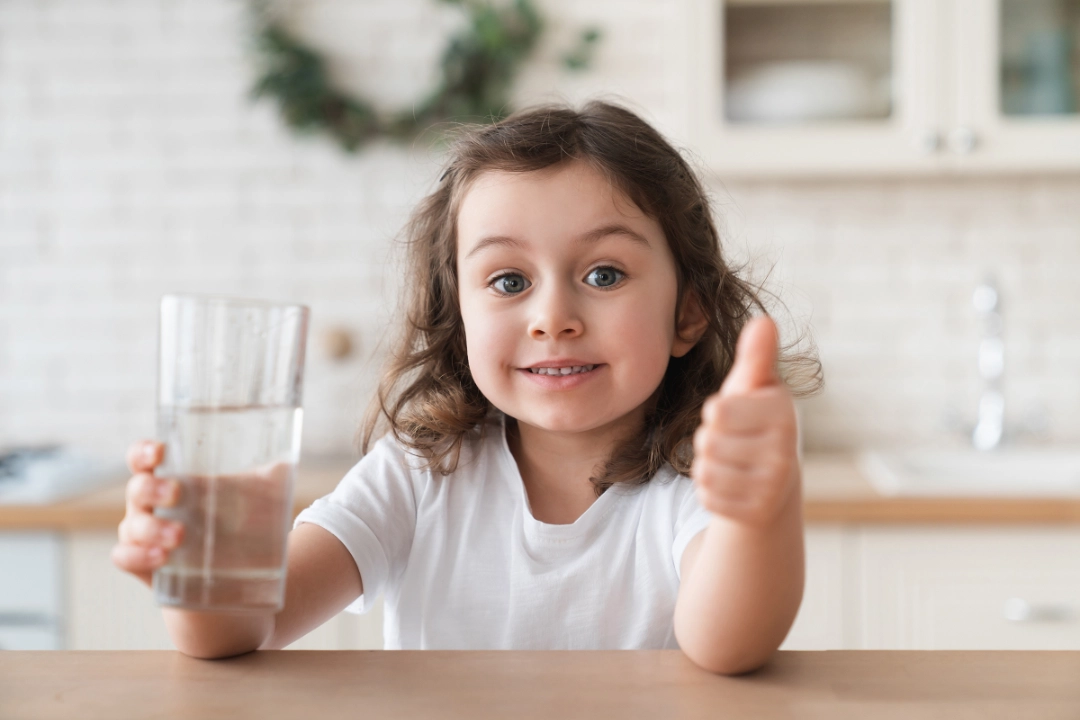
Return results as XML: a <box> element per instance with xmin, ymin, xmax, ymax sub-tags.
<box><xmin>527</xmin><ymin>285</ymin><xmax>584</xmax><ymax>340</ymax></box>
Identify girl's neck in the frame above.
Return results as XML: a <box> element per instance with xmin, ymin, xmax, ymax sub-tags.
<box><xmin>505</xmin><ymin>410</ymin><xmax>644</xmax><ymax>524</ymax></box>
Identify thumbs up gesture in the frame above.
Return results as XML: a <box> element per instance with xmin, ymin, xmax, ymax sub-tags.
<box><xmin>690</xmin><ymin>316</ymin><xmax>800</xmax><ymax>528</ymax></box>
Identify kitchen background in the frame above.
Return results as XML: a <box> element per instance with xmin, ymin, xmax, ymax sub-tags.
<box><xmin>2</xmin><ymin>0</ymin><xmax>1079</xmax><ymax>651</ymax></box>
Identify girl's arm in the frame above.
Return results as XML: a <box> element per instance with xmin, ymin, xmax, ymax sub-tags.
<box><xmin>673</xmin><ymin>316</ymin><xmax>805</xmax><ymax>675</ymax></box>
<box><xmin>162</xmin><ymin>522</ymin><xmax>362</xmax><ymax>658</ymax></box>
<box><xmin>673</xmin><ymin>475</ymin><xmax>804</xmax><ymax>675</ymax></box>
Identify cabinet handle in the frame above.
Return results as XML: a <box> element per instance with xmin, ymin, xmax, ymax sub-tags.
<box><xmin>947</xmin><ymin>126</ymin><xmax>978</xmax><ymax>154</ymax></box>
<box><xmin>1002</xmin><ymin>597</ymin><xmax>1074</xmax><ymax>623</ymax></box>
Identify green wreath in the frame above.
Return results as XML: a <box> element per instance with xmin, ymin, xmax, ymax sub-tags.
<box><xmin>248</xmin><ymin>0</ymin><xmax>601</xmax><ymax>152</ymax></box>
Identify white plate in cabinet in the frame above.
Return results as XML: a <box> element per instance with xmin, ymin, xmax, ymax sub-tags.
<box><xmin>857</xmin><ymin>527</ymin><xmax>1080</xmax><ymax>650</ymax></box>
<box><xmin>684</xmin><ymin>0</ymin><xmax>948</xmax><ymax>177</ymax></box>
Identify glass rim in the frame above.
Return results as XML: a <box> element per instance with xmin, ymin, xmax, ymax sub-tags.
<box><xmin>161</xmin><ymin>293</ymin><xmax>309</xmax><ymax>312</ymax></box>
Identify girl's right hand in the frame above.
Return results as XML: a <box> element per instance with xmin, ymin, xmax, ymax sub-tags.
<box><xmin>110</xmin><ymin>441</ymin><xmax>185</xmax><ymax>588</ymax></box>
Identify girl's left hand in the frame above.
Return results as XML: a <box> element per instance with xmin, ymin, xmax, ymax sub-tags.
<box><xmin>690</xmin><ymin>316</ymin><xmax>800</xmax><ymax>528</ymax></box>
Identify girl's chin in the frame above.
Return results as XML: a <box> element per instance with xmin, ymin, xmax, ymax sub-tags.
<box><xmin>509</xmin><ymin>410</ymin><xmax>633</xmax><ymax>436</ymax></box>
<box><xmin>522</xmin><ymin>420</ymin><xmax>598</xmax><ymax>434</ymax></box>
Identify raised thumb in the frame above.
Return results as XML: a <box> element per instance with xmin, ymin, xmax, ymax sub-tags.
<box><xmin>719</xmin><ymin>315</ymin><xmax>779</xmax><ymax>398</ymax></box>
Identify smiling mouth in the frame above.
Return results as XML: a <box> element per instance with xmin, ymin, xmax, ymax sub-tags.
<box><xmin>527</xmin><ymin>364</ymin><xmax>598</xmax><ymax>376</ymax></box>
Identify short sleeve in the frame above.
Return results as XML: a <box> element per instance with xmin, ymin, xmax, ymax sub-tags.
<box><xmin>671</xmin><ymin>478</ymin><xmax>712</xmax><ymax>581</ymax></box>
<box><xmin>293</xmin><ymin>434</ymin><xmax>421</xmax><ymax>614</ymax></box>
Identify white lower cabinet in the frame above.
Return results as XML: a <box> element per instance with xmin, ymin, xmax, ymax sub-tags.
<box><xmin>783</xmin><ymin>525</ymin><xmax>1080</xmax><ymax>651</ymax></box>
<box><xmin>0</xmin><ymin>531</ymin><xmax>64</xmax><ymax>650</ymax></box>
<box><xmin>856</xmin><ymin>527</ymin><xmax>1080</xmax><ymax>650</ymax></box>
<box><xmin>67</xmin><ymin>532</ymin><xmax>175</xmax><ymax>650</ymax></box>
<box><xmin>780</xmin><ymin>526</ymin><xmax>848</xmax><ymax>650</ymax></box>
<box><xmin>64</xmin><ymin>527</ymin><xmax>1080</xmax><ymax>651</ymax></box>
<box><xmin>65</xmin><ymin>531</ymin><xmax>383</xmax><ymax>651</ymax></box>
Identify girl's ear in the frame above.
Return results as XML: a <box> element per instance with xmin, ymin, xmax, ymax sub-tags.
<box><xmin>671</xmin><ymin>290</ymin><xmax>710</xmax><ymax>358</ymax></box>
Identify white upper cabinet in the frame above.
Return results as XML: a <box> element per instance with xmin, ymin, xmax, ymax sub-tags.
<box><xmin>950</xmin><ymin>0</ymin><xmax>1080</xmax><ymax>171</ymax></box>
<box><xmin>685</xmin><ymin>0</ymin><xmax>1080</xmax><ymax>176</ymax></box>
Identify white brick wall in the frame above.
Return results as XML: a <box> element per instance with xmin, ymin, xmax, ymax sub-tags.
<box><xmin>1</xmin><ymin>0</ymin><xmax>1078</xmax><ymax>461</ymax></box>
<box><xmin>722</xmin><ymin>176</ymin><xmax>1080</xmax><ymax>449</ymax></box>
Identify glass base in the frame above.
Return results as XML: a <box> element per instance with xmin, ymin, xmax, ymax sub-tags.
<box><xmin>153</xmin><ymin>567</ymin><xmax>285</xmax><ymax>614</ymax></box>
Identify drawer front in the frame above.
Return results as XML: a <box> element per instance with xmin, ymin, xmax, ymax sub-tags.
<box><xmin>859</xmin><ymin>527</ymin><xmax>1080</xmax><ymax>650</ymax></box>
<box><xmin>0</xmin><ymin>532</ymin><xmax>63</xmax><ymax>616</ymax></box>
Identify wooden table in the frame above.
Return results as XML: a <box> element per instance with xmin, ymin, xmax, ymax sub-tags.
<box><xmin>3</xmin><ymin>650</ymin><xmax>1079</xmax><ymax>719</ymax></box>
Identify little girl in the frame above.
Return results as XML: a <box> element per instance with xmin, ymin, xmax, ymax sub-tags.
<box><xmin>113</xmin><ymin>99</ymin><xmax>822</xmax><ymax>674</ymax></box>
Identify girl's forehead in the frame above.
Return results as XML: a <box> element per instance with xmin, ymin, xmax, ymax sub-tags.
<box><xmin>455</xmin><ymin>161</ymin><xmax>673</xmax><ymax>267</ymax></box>
<box><xmin>458</xmin><ymin>161</ymin><xmax>645</xmax><ymax>226</ymax></box>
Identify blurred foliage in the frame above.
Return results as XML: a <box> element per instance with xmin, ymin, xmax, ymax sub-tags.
<box><xmin>248</xmin><ymin>0</ymin><xmax>602</xmax><ymax>153</ymax></box>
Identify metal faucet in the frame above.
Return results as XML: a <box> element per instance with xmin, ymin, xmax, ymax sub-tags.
<box><xmin>944</xmin><ymin>276</ymin><xmax>1048</xmax><ymax>448</ymax></box>
<box><xmin>971</xmin><ymin>277</ymin><xmax>1005</xmax><ymax>450</ymax></box>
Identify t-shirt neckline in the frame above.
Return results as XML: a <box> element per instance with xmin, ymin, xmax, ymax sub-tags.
<box><xmin>495</xmin><ymin>412</ymin><xmax>621</xmax><ymax>541</ymax></box>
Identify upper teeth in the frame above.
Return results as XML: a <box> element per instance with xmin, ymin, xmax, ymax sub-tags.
<box><xmin>529</xmin><ymin>365</ymin><xmax>596</xmax><ymax>376</ymax></box>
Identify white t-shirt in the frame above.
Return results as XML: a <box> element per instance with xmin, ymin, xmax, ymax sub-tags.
<box><xmin>292</xmin><ymin>412</ymin><xmax>713</xmax><ymax>650</ymax></box>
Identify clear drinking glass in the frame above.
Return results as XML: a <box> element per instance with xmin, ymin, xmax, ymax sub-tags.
<box><xmin>152</xmin><ymin>294</ymin><xmax>310</xmax><ymax>613</ymax></box>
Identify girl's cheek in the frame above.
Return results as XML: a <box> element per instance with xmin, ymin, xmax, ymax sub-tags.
<box><xmin>465</xmin><ymin>326</ymin><xmax>513</xmax><ymax>384</ymax></box>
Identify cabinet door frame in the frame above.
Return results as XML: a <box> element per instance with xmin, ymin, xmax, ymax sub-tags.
<box><xmin>685</xmin><ymin>0</ymin><xmax>948</xmax><ymax>178</ymax></box>
<box><xmin>856</xmin><ymin>526</ymin><xmax>1080</xmax><ymax>650</ymax></box>
<box><xmin>948</xmin><ymin>0</ymin><xmax>1080</xmax><ymax>172</ymax></box>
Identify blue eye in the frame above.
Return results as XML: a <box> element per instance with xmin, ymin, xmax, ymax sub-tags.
<box><xmin>492</xmin><ymin>274</ymin><xmax>531</xmax><ymax>294</ymax></box>
<box><xmin>585</xmin><ymin>267</ymin><xmax>623</xmax><ymax>288</ymax></box>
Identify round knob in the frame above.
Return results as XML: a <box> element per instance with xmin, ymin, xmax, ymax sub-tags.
<box><xmin>1003</xmin><ymin>597</ymin><xmax>1074</xmax><ymax>623</ymax></box>
<box><xmin>321</xmin><ymin>327</ymin><xmax>355</xmax><ymax>361</ymax></box>
<box><xmin>948</xmin><ymin>126</ymin><xmax>978</xmax><ymax>154</ymax></box>
<box><xmin>1003</xmin><ymin>597</ymin><xmax>1031</xmax><ymax>622</ymax></box>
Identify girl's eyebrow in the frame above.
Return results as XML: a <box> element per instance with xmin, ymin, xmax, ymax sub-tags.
<box><xmin>463</xmin><ymin>223</ymin><xmax>651</xmax><ymax>260</ymax></box>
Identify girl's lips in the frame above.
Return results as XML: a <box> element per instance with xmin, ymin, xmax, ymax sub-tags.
<box><xmin>518</xmin><ymin>364</ymin><xmax>605</xmax><ymax>389</ymax></box>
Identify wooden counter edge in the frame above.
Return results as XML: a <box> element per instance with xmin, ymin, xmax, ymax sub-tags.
<box><xmin>3</xmin><ymin>454</ymin><xmax>1080</xmax><ymax>530</ymax></box>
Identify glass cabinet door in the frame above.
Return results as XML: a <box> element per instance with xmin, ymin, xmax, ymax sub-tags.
<box><xmin>999</xmin><ymin>0</ymin><xmax>1079</xmax><ymax>118</ymax></box>
<box><xmin>950</xmin><ymin>0</ymin><xmax>1080</xmax><ymax>170</ymax></box>
<box><xmin>687</xmin><ymin>0</ymin><xmax>946</xmax><ymax>176</ymax></box>
<box><xmin>724</xmin><ymin>0</ymin><xmax>895</xmax><ymax>125</ymax></box>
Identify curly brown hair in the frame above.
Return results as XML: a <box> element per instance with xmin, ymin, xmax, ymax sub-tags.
<box><xmin>360</xmin><ymin>99</ymin><xmax>823</xmax><ymax>494</ymax></box>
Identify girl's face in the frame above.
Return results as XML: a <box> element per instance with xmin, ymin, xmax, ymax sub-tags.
<box><xmin>456</xmin><ymin>160</ymin><xmax>699</xmax><ymax>436</ymax></box>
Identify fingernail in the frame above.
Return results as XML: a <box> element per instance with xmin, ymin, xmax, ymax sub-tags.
<box><xmin>149</xmin><ymin>547</ymin><xmax>165</xmax><ymax>561</ymax></box>
<box><xmin>142</xmin><ymin>444</ymin><xmax>157</xmax><ymax>465</ymax></box>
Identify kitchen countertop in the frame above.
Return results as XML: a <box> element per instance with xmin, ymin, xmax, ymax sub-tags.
<box><xmin>1</xmin><ymin>453</ymin><xmax>1079</xmax><ymax>531</ymax></box>
<box><xmin>3</xmin><ymin>650</ymin><xmax>1078</xmax><ymax>719</ymax></box>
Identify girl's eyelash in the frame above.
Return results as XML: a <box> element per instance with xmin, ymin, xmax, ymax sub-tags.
<box><xmin>486</xmin><ymin>265</ymin><xmax>629</xmax><ymax>296</ymax></box>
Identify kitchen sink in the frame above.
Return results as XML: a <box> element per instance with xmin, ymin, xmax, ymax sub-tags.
<box><xmin>857</xmin><ymin>448</ymin><xmax>1080</xmax><ymax>497</ymax></box>
<box><xmin>0</xmin><ymin>446</ymin><xmax>125</xmax><ymax>505</ymax></box>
